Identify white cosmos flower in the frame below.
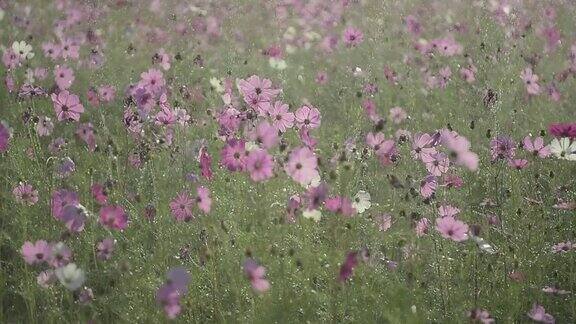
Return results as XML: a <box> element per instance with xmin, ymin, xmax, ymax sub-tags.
<box><xmin>209</xmin><ymin>77</ymin><xmax>224</xmax><ymax>93</ymax></box>
<box><xmin>12</xmin><ymin>41</ymin><xmax>34</xmax><ymax>60</ymax></box>
<box><xmin>352</xmin><ymin>190</ymin><xmax>371</xmax><ymax>213</ymax></box>
<box><xmin>550</xmin><ymin>138</ymin><xmax>576</xmax><ymax>161</ymax></box>
<box><xmin>302</xmin><ymin>208</ymin><xmax>322</xmax><ymax>222</ymax></box>
<box><xmin>269</xmin><ymin>57</ymin><xmax>287</xmax><ymax>70</ymax></box>
<box><xmin>303</xmin><ymin>171</ymin><xmax>321</xmax><ymax>189</ymax></box>
<box><xmin>55</xmin><ymin>263</ymin><xmax>85</xmax><ymax>291</ymax></box>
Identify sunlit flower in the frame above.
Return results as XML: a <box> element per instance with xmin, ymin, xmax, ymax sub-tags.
<box><xmin>55</xmin><ymin>263</ymin><xmax>86</xmax><ymax>291</ymax></box>
<box><xmin>550</xmin><ymin>138</ymin><xmax>576</xmax><ymax>160</ymax></box>
<box><xmin>352</xmin><ymin>190</ymin><xmax>371</xmax><ymax>214</ymax></box>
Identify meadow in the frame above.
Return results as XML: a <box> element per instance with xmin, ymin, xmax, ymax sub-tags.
<box><xmin>0</xmin><ymin>0</ymin><xmax>576</xmax><ymax>323</ymax></box>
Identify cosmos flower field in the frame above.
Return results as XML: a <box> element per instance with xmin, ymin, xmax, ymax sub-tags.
<box><xmin>1</xmin><ymin>0</ymin><xmax>576</xmax><ymax>323</ymax></box>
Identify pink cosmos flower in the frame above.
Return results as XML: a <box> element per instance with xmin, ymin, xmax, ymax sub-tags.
<box><xmin>170</xmin><ymin>192</ymin><xmax>195</xmax><ymax>221</ymax></box>
<box><xmin>269</xmin><ymin>101</ymin><xmax>294</xmax><ymax>132</ymax></box>
<box><xmin>54</xmin><ymin>65</ymin><xmax>75</xmax><ymax>90</ymax></box>
<box><xmin>156</xmin><ymin>267</ymin><xmax>191</xmax><ymax>319</ymax></box>
<box><xmin>362</xmin><ymin>99</ymin><xmax>381</xmax><ymax>123</ymax></box>
<box><xmin>520</xmin><ymin>67</ymin><xmax>541</xmax><ymax>95</ymax></box>
<box><xmin>140</xmin><ymin>68</ymin><xmax>165</xmax><ymax>94</ymax></box>
<box><xmin>509</xmin><ymin>158</ymin><xmax>529</xmax><ymax>170</ymax></box>
<box><xmin>468</xmin><ymin>308</ymin><xmax>495</xmax><ymax>324</ymax></box>
<box><xmin>294</xmin><ymin>105</ymin><xmax>321</xmax><ymax>129</ymax></box>
<box><xmin>405</xmin><ymin>15</ymin><xmax>422</xmax><ymax>36</ymax></box>
<box><xmin>98</xmin><ymin>85</ymin><xmax>116</xmax><ymax>102</ymax></box>
<box><xmin>99</xmin><ymin>205</ymin><xmax>128</xmax><ymax>231</ymax></box>
<box><xmin>490</xmin><ymin>135</ymin><xmax>516</xmax><ymax>161</ymax></box>
<box><xmin>2</xmin><ymin>49</ymin><xmax>20</xmax><ymax>69</ymax></box>
<box><xmin>411</xmin><ymin>133</ymin><xmax>437</xmax><ymax>160</ymax></box>
<box><xmin>51</xmin><ymin>90</ymin><xmax>84</xmax><ymax>122</ymax></box>
<box><xmin>96</xmin><ymin>238</ymin><xmax>115</xmax><ymax>260</ymax></box>
<box><xmin>325</xmin><ymin>196</ymin><xmax>357</xmax><ymax>217</ymax></box>
<box><xmin>42</xmin><ymin>42</ymin><xmax>60</xmax><ymax>59</ymax></box>
<box><xmin>338</xmin><ymin>251</ymin><xmax>359</xmax><ymax>282</ymax></box>
<box><xmin>51</xmin><ymin>189</ymin><xmax>79</xmax><ymax>220</ymax></box>
<box><xmin>21</xmin><ymin>240</ymin><xmax>51</xmax><ymax>265</ymax></box>
<box><xmin>237</xmin><ymin>75</ymin><xmax>280</xmax><ymax>102</ymax></box>
<box><xmin>249</xmin><ymin>121</ymin><xmax>279</xmax><ymax>149</ymax></box>
<box><xmin>420</xmin><ymin>175</ymin><xmax>437</xmax><ymax>198</ymax></box>
<box><xmin>415</xmin><ymin>218</ymin><xmax>430</xmax><ymax>237</ymax></box>
<box><xmin>76</xmin><ymin>123</ymin><xmax>96</xmax><ymax>151</ymax></box>
<box><xmin>299</xmin><ymin>127</ymin><xmax>318</xmax><ymax>148</ymax></box>
<box><xmin>243</xmin><ymin>258</ymin><xmax>270</xmax><ymax>293</ymax></box>
<box><xmin>523</xmin><ymin>136</ymin><xmax>551</xmax><ymax>158</ymax></box>
<box><xmin>527</xmin><ymin>303</ymin><xmax>555</xmax><ymax>324</ymax></box>
<box><xmin>246</xmin><ymin>149</ymin><xmax>274</xmax><ymax>182</ymax></box>
<box><xmin>90</xmin><ymin>183</ymin><xmax>108</xmax><ymax>205</ymax></box>
<box><xmin>438</xmin><ymin>205</ymin><xmax>460</xmax><ymax>218</ymax></box>
<box><xmin>304</xmin><ymin>183</ymin><xmax>328</xmax><ymax>210</ymax></box>
<box><xmin>315</xmin><ymin>71</ymin><xmax>329</xmax><ymax>85</ymax></box>
<box><xmin>49</xmin><ymin>242</ymin><xmax>72</xmax><ymax>268</ymax></box>
<box><xmin>436</xmin><ymin>216</ymin><xmax>468</xmax><ymax>242</ymax></box>
<box><xmin>285</xmin><ymin>147</ymin><xmax>319</xmax><ymax>186</ymax></box>
<box><xmin>460</xmin><ymin>65</ymin><xmax>477</xmax><ymax>83</ymax></box>
<box><xmin>389</xmin><ymin>107</ymin><xmax>407</xmax><ymax>124</ymax></box>
<box><xmin>59</xmin><ymin>39</ymin><xmax>80</xmax><ymax>59</ymax></box>
<box><xmin>60</xmin><ymin>204</ymin><xmax>87</xmax><ymax>232</ymax></box>
<box><xmin>343</xmin><ymin>27</ymin><xmax>364</xmax><ymax>47</ymax></box>
<box><xmin>423</xmin><ymin>152</ymin><xmax>450</xmax><ymax>176</ymax></box>
<box><xmin>376</xmin><ymin>140</ymin><xmax>398</xmax><ymax>166</ymax></box>
<box><xmin>13</xmin><ymin>183</ymin><xmax>39</xmax><ymax>205</ymax></box>
<box><xmin>375</xmin><ymin>213</ymin><xmax>393</xmax><ymax>232</ymax></box>
<box><xmin>552</xmin><ymin>241</ymin><xmax>573</xmax><ymax>253</ymax></box>
<box><xmin>220</xmin><ymin>139</ymin><xmax>247</xmax><ymax>171</ymax></box>
<box><xmin>0</xmin><ymin>122</ymin><xmax>11</xmax><ymax>153</ymax></box>
<box><xmin>196</xmin><ymin>186</ymin><xmax>212</xmax><ymax>213</ymax></box>
<box><xmin>36</xmin><ymin>116</ymin><xmax>54</xmax><ymax>136</ymax></box>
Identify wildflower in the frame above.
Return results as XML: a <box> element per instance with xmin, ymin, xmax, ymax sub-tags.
<box><xmin>435</xmin><ymin>216</ymin><xmax>469</xmax><ymax>242</ymax></box>
<box><xmin>90</xmin><ymin>183</ymin><xmax>108</xmax><ymax>205</ymax></box>
<box><xmin>375</xmin><ymin>213</ymin><xmax>393</xmax><ymax>232</ymax></box>
<box><xmin>285</xmin><ymin>147</ymin><xmax>319</xmax><ymax>186</ymax></box>
<box><xmin>389</xmin><ymin>107</ymin><xmax>407</xmax><ymax>124</ymax></box>
<box><xmin>420</xmin><ymin>175</ymin><xmax>437</xmax><ymax>198</ymax></box>
<box><xmin>98</xmin><ymin>85</ymin><xmax>116</xmax><ymax>102</ymax></box>
<box><xmin>302</xmin><ymin>208</ymin><xmax>322</xmax><ymax>222</ymax></box>
<box><xmin>99</xmin><ymin>205</ymin><xmax>128</xmax><ymax>231</ymax></box>
<box><xmin>21</xmin><ymin>240</ymin><xmax>51</xmax><ymax>265</ymax></box>
<box><xmin>54</xmin><ymin>65</ymin><xmax>75</xmax><ymax>90</ymax></box>
<box><xmin>237</xmin><ymin>75</ymin><xmax>280</xmax><ymax>102</ymax></box>
<box><xmin>37</xmin><ymin>270</ymin><xmax>57</xmax><ymax>288</ymax></box>
<box><xmin>0</xmin><ymin>121</ymin><xmax>12</xmax><ymax>153</ymax></box>
<box><xmin>468</xmin><ymin>308</ymin><xmax>495</xmax><ymax>324</ymax></box>
<box><xmin>338</xmin><ymin>251</ymin><xmax>359</xmax><ymax>282</ymax></box>
<box><xmin>51</xmin><ymin>90</ymin><xmax>84</xmax><ymax>122</ymax></box>
<box><xmin>78</xmin><ymin>287</ymin><xmax>94</xmax><ymax>305</ymax></box>
<box><xmin>325</xmin><ymin>196</ymin><xmax>356</xmax><ymax>217</ymax></box>
<box><xmin>13</xmin><ymin>183</ymin><xmax>39</xmax><ymax>206</ymax></box>
<box><xmin>220</xmin><ymin>139</ymin><xmax>247</xmax><ymax>171</ymax></box>
<box><xmin>509</xmin><ymin>158</ymin><xmax>529</xmax><ymax>170</ymax></box>
<box><xmin>527</xmin><ymin>303</ymin><xmax>555</xmax><ymax>324</ymax></box>
<box><xmin>520</xmin><ymin>67</ymin><xmax>541</xmax><ymax>95</ymax></box>
<box><xmin>246</xmin><ymin>149</ymin><xmax>274</xmax><ymax>182</ymax></box>
<box><xmin>140</xmin><ymin>68</ymin><xmax>165</xmax><ymax>93</ymax></box>
<box><xmin>294</xmin><ymin>105</ymin><xmax>321</xmax><ymax>129</ymax></box>
<box><xmin>42</xmin><ymin>42</ymin><xmax>60</xmax><ymax>59</ymax></box>
<box><xmin>438</xmin><ymin>205</ymin><xmax>460</xmax><ymax>218</ymax></box>
<box><xmin>51</xmin><ymin>189</ymin><xmax>79</xmax><ymax>220</ymax></box>
<box><xmin>269</xmin><ymin>101</ymin><xmax>294</xmax><ymax>132</ymax></box>
<box><xmin>550</xmin><ymin>138</ymin><xmax>576</xmax><ymax>160</ymax></box>
<box><xmin>243</xmin><ymin>258</ymin><xmax>270</xmax><ymax>293</ymax></box>
<box><xmin>490</xmin><ymin>135</ymin><xmax>516</xmax><ymax>161</ymax></box>
<box><xmin>96</xmin><ymin>238</ymin><xmax>116</xmax><ymax>260</ymax></box>
<box><xmin>12</xmin><ymin>40</ymin><xmax>34</xmax><ymax>60</ymax></box>
<box><xmin>49</xmin><ymin>242</ymin><xmax>72</xmax><ymax>268</ymax></box>
<box><xmin>55</xmin><ymin>263</ymin><xmax>86</xmax><ymax>291</ymax></box>
<box><xmin>60</xmin><ymin>204</ymin><xmax>87</xmax><ymax>232</ymax></box>
<box><xmin>249</xmin><ymin>121</ymin><xmax>279</xmax><ymax>149</ymax></box>
<box><xmin>196</xmin><ymin>186</ymin><xmax>212</xmax><ymax>213</ymax></box>
<box><xmin>415</xmin><ymin>218</ymin><xmax>430</xmax><ymax>237</ymax></box>
<box><xmin>411</xmin><ymin>133</ymin><xmax>437</xmax><ymax>160</ymax></box>
<box><xmin>170</xmin><ymin>192</ymin><xmax>195</xmax><ymax>221</ymax></box>
<box><xmin>156</xmin><ymin>267</ymin><xmax>191</xmax><ymax>319</ymax></box>
<box><xmin>423</xmin><ymin>152</ymin><xmax>450</xmax><ymax>176</ymax></box>
<box><xmin>2</xmin><ymin>48</ymin><xmax>20</xmax><ymax>68</ymax></box>
<box><xmin>343</xmin><ymin>27</ymin><xmax>364</xmax><ymax>47</ymax></box>
<box><xmin>523</xmin><ymin>136</ymin><xmax>551</xmax><ymax>158</ymax></box>
<box><xmin>36</xmin><ymin>116</ymin><xmax>54</xmax><ymax>136</ymax></box>
<box><xmin>352</xmin><ymin>191</ymin><xmax>371</xmax><ymax>214</ymax></box>
<box><xmin>59</xmin><ymin>39</ymin><xmax>80</xmax><ymax>60</ymax></box>
<box><xmin>552</xmin><ymin>241</ymin><xmax>573</xmax><ymax>253</ymax></box>
<box><xmin>548</xmin><ymin>123</ymin><xmax>576</xmax><ymax>139</ymax></box>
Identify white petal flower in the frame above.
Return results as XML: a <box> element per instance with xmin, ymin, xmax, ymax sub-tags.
<box><xmin>302</xmin><ymin>209</ymin><xmax>322</xmax><ymax>222</ymax></box>
<box><xmin>352</xmin><ymin>190</ymin><xmax>371</xmax><ymax>213</ymax></box>
<box><xmin>550</xmin><ymin>138</ymin><xmax>576</xmax><ymax>160</ymax></box>
<box><xmin>12</xmin><ymin>41</ymin><xmax>34</xmax><ymax>60</ymax></box>
<box><xmin>55</xmin><ymin>263</ymin><xmax>85</xmax><ymax>291</ymax></box>
<box><xmin>209</xmin><ymin>77</ymin><xmax>224</xmax><ymax>93</ymax></box>
<box><xmin>269</xmin><ymin>57</ymin><xmax>287</xmax><ymax>70</ymax></box>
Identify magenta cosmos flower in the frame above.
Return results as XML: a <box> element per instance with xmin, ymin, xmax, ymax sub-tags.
<box><xmin>245</xmin><ymin>149</ymin><xmax>274</xmax><ymax>182</ymax></box>
<box><xmin>338</xmin><ymin>251</ymin><xmax>359</xmax><ymax>282</ymax></box>
<box><xmin>243</xmin><ymin>258</ymin><xmax>270</xmax><ymax>294</ymax></box>
<box><xmin>435</xmin><ymin>216</ymin><xmax>469</xmax><ymax>242</ymax></box>
<box><xmin>51</xmin><ymin>90</ymin><xmax>84</xmax><ymax>122</ymax></box>
<box><xmin>169</xmin><ymin>191</ymin><xmax>195</xmax><ymax>221</ymax></box>
<box><xmin>343</xmin><ymin>27</ymin><xmax>364</xmax><ymax>47</ymax></box>
<box><xmin>548</xmin><ymin>123</ymin><xmax>576</xmax><ymax>139</ymax></box>
<box><xmin>99</xmin><ymin>205</ymin><xmax>128</xmax><ymax>230</ymax></box>
<box><xmin>21</xmin><ymin>240</ymin><xmax>51</xmax><ymax>265</ymax></box>
<box><xmin>284</xmin><ymin>147</ymin><xmax>319</xmax><ymax>186</ymax></box>
<box><xmin>294</xmin><ymin>105</ymin><xmax>321</xmax><ymax>129</ymax></box>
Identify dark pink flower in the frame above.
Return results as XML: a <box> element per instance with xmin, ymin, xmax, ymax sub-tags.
<box><xmin>220</xmin><ymin>139</ymin><xmax>247</xmax><ymax>171</ymax></box>
<box><xmin>200</xmin><ymin>147</ymin><xmax>213</xmax><ymax>180</ymax></box>
<box><xmin>99</xmin><ymin>205</ymin><xmax>128</xmax><ymax>231</ymax></box>
<box><xmin>51</xmin><ymin>189</ymin><xmax>79</xmax><ymax>220</ymax></box>
<box><xmin>246</xmin><ymin>149</ymin><xmax>274</xmax><ymax>182</ymax></box>
<box><xmin>338</xmin><ymin>251</ymin><xmax>359</xmax><ymax>282</ymax></box>
<box><xmin>325</xmin><ymin>196</ymin><xmax>356</xmax><ymax>217</ymax></box>
<box><xmin>343</xmin><ymin>27</ymin><xmax>364</xmax><ymax>47</ymax></box>
<box><xmin>170</xmin><ymin>192</ymin><xmax>195</xmax><ymax>222</ymax></box>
